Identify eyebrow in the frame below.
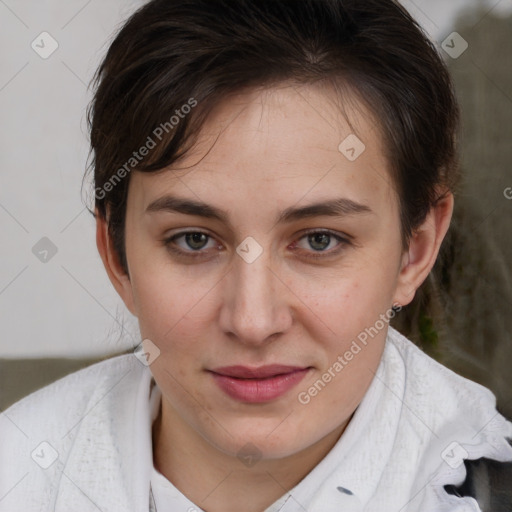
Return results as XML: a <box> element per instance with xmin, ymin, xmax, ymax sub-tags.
<box><xmin>145</xmin><ymin>195</ymin><xmax>374</xmax><ymax>226</ymax></box>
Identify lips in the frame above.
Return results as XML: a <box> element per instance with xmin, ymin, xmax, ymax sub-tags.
<box><xmin>208</xmin><ymin>364</ymin><xmax>311</xmax><ymax>403</ymax></box>
<box><xmin>211</xmin><ymin>364</ymin><xmax>307</xmax><ymax>379</ymax></box>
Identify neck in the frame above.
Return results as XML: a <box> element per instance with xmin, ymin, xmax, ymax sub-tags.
<box><xmin>152</xmin><ymin>399</ymin><xmax>350</xmax><ymax>512</ymax></box>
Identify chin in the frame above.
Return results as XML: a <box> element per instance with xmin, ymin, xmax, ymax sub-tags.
<box><xmin>203</xmin><ymin>418</ymin><xmax>314</xmax><ymax>460</ymax></box>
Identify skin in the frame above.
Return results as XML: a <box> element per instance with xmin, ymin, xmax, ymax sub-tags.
<box><xmin>96</xmin><ymin>82</ymin><xmax>453</xmax><ymax>512</ymax></box>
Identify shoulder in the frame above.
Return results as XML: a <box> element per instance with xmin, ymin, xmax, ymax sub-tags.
<box><xmin>386</xmin><ymin>326</ymin><xmax>512</xmax><ymax>445</ymax></box>
<box><xmin>385</xmin><ymin>327</ymin><xmax>512</xmax><ymax>510</ymax></box>
<box><xmin>0</xmin><ymin>353</ymin><xmax>146</xmax><ymax>511</ymax></box>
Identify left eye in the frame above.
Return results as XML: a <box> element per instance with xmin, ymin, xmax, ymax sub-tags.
<box><xmin>294</xmin><ymin>231</ymin><xmax>346</xmax><ymax>253</ymax></box>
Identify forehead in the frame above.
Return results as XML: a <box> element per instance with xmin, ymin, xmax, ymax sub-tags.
<box><xmin>128</xmin><ymin>82</ymin><xmax>397</xmax><ymax>219</ymax></box>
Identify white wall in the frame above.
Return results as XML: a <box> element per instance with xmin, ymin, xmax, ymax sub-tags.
<box><xmin>0</xmin><ymin>0</ymin><xmax>145</xmax><ymax>357</ymax></box>
<box><xmin>0</xmin><ymin>0</ymin><xmax>509</xmax><ymax>357</ymax></box>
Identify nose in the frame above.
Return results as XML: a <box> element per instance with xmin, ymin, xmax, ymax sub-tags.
<box><xmin>218</xmin><ymin>246</ymin><xmax>293</xmax><ymax>347</ymax></box>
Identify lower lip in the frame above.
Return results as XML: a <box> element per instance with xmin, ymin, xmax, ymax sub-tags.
<box><xmin>210</xmin><ymin>369</ymin><xmax>310</xmax><ymax>403</ymax></box>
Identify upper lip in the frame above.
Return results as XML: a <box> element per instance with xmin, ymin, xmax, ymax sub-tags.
<box><xmin>210</xmin><ymin>365</ymin><xmax>309</xmax><ymax>379</ymax></box>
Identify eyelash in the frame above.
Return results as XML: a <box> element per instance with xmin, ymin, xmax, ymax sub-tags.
<box><xmin>162</xmin><ymin>229</ymin><xmax>351</xmax><ymax>260</ymax></box>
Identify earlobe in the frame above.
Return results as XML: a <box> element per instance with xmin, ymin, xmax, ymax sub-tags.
<box><xmin>95</xmin><ymin>210</ymin><xmax>137</xmax><ymax>316</ymax></box>
<box><xmin>394</xmin><ymin>192</ymin><xmax>454</xmax><ymax>306</ymax></box>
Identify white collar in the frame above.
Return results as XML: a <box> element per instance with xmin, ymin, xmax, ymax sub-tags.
<box><xmin>11</xmin><ymin>327</ymin><xmax>508</xmax><ymax>512</ymax></box>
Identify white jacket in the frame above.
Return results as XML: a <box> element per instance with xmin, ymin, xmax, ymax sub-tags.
<box><xmin>1</xmin><ymin>327</ymin><xmax>512</xmax><ymax>512</ymax></box>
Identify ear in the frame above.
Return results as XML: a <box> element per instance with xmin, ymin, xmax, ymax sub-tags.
<box><xmin>394</xmin><ymin>192</ymin><xmax>454</xmax><ymax>307</ymax></box>
<box><xmin>95</xmin><ymin>209</ymin><xmax>137</xmax><ymax>316</ymax></box>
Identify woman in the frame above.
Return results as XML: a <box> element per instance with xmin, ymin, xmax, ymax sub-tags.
<box><xmin>1</xmin><ymin>0</ymin><xmax>511</xmax><ymax>511</ymax></box>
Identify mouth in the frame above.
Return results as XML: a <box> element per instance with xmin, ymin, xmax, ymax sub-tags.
<box><xmin>208</xmin><ymin>365</ymin><xmax>312</xmax><ymax>403</ymax></box>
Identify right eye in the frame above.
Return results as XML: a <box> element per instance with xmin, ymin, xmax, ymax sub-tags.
<box><xmin>163</xmin><ymin>230</ymin><xmax>221</xmax><ymax>259</ymax></box>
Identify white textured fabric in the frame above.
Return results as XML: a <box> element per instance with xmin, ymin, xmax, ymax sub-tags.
<box><xmin>1</xmin><ymin>327</ymin><xmax>512</xmax><ymax>512</ymax></box>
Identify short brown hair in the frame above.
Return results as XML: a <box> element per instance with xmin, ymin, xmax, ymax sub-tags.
<box><xmin>86</xmin><ymin>0</ymin><xmax>460</xmax><ymax>274</ymax></box>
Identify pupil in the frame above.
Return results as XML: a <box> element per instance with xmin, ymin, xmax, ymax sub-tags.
<box><xmin>187</xmin><ymin>233</ymin><xmax>207</xmax><ymax>249</ymax></box>
<box><xmin>310</xmin><ymin>233</ymin><xmax>329</xmax><ymax>251</ymax></box>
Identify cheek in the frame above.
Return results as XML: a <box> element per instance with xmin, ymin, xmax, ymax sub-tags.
<box><xmin>298</xmin><ymin>257</ymin><xmax>398</xmax><ymax>335</ymax></box>
<box><xmin>130</xmin><ymin>263</ymin><xmax>217</xmax><ymax>354</ymax></box>
<box><xmin>292</xmin><ymin>256</ymin><xmax>398</xmax><ymax>396</ymax></box>
<box><xmin>295</xmin><ymin>274</ymin><xmax>391</xmax><ymax>417</ymax></box>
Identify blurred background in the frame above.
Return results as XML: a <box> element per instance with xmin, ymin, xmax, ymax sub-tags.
<box><xmin>1</xmin><ymin>0</ymin><xmax>511</xmax><ymax>414</ymax></box>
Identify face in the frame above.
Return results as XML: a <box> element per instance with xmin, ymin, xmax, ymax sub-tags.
<box><xmin>109</xmin><ymin>83</ymin><xmax>416</xmax><ymax>460</ymax></box>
